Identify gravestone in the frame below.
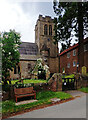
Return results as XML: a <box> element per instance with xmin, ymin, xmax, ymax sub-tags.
<box><xmin>82</xmin><ymin>66</ymin><xmax>86</xmax><ymax>75</ymax></box>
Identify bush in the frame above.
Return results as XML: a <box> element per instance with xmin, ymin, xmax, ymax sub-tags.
<box><xmin>2</xmin><ymin>84</ymin><xmax>11</xmax><ymax>92</ymax></box>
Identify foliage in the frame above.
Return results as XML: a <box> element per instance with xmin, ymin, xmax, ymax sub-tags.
<box><xmin>53</xmin><ymin>2</ymin><xmax>88</xmax><ymax>66</ymax></box>
<box><xmin>2</xmin><ymin>91</ymin><xmax>72</xmax><ymax>116</ymax></box>
<box><xmin>53</xmin><ymin>2</ymin><xmax>88</xmax><ymax>42</ymax></box>
<box><xmin>79</xmin><ymin>87</ymin><xmax>88</xmax><ymax>93</ymax></box>
<box><xmin>31</xmin><ymin>58</ymin><xmax>49</xmax><ymax>80</ymax></box>
<box><xmin>0</xmin><ymin>29</ymin><xmax>21</xmax><ymax>84</ymax></box>
<box><xmin>60</xmin><ymin>40</ymin><xmax>71</xmax><ymax>53</ymax></box>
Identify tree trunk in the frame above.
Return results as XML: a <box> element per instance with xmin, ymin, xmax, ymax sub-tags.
<box><xmin>78</xmin><ymin>3</ymin><xmax>84</xmax><ymax>73</ymax></box>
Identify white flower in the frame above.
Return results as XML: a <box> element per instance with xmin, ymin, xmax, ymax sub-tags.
<box><xmin>37</xmin><ymin>58</ymin><xmax>42</xmax><ymax>62</ymax></box>
<box><xmin>44</xmin><ymin>65</ymin><xmax>49</xmax><ymax>72</ymax></box>
<box><xmin>14</xmin><ymin>49</ymin><xmax>18</xmax><ymax>52</ymax></box>
<box><xmin>38</xmin><ymin>63</ymin><xmax>42</xmax><ymax>67</ymax></box>
<box><xmin>44</xmin><ymin>65</ymin><xmax>49</xmax><ymax>70</ymax></box>
<box><xmin>0</xmin><ymin>43</ymin><xmax>3</xmax><ymax>47</ymax></box>
<box><xmin>15</xmin><ymin>44</ymin><xmax>19</xmax><ymax>47</ymax></box>
<box><xmin>38</xmin><ymin>71</ymin><xmax>41</xmax><ymax>74</ymax></box>
<box><xmin>5</xmin><ymin>35</ymin><xmax>8</xmax><ymax>39</ymax></box>
<box><xmin>2</xmin><ymin>49</ymin><xmax>5</xmax><ymax>52</ymax></box>
<box><xmin>9</xmin><ymin>52</ymin><xmax>11</xmax><ymax>55</ymax></box>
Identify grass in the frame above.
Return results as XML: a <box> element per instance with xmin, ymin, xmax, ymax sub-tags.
<box><xmin>2</xmin><ymin>91</ymin><xmax>72</xmax><ymax>116</ymax></box>
<box><xmin>86</xmin><ymin>73</ymin><xmax>88</xmax><ymax>76</ymax></box>
<box><xmin>7</xmin><ymin>79</ymin><xmax>47</xmax><ymax>85</ymax></box>
<box><xmin>79</xmin><ymin>87</ymin><xmax>88</xmax><ymax>93</ymax></box>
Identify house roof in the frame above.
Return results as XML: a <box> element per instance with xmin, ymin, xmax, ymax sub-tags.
<box><xmin>19</xmin><ymin>42</ymin><xmax>38</xmax><ymax>55</ymax></box>
<box><xmin>59</xmin><ymin>43</ymin><xmax>78</xmax><ymax>56</ymax></box>
<box><xmin>59</xmin><ymin>37</ymin><xmax>88</xmax><ymax>56</ymax></box>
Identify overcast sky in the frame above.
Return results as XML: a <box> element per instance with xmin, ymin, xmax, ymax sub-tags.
<box><xmin>0</xmin><ymin>0</ymin><xmax>55</xmax><ymax>43</ymax></box>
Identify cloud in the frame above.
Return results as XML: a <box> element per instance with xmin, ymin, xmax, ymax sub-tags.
<box><xmin>0</xmin><ymin>1</ymin><xmax>56</xmax><ymax>43</ymax></box>
<box><xmin>0</xmin><ymin>0</ymin><xmax>38</xmax><ymax>43</ymax></box>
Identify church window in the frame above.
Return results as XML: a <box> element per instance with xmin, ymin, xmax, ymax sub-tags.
<box><xmin>49</xmin><ymin>25</ymin><xmax>52</xmax><ymax>35</ymax></box>
<box><xmin>84</xmin><ymin>43</ymin><xmax>88</xmax><ymax>52</ymax></box>
<box><xmin>14</xmin><ymin>66</ymin><xmax>17</xmax><ymax>74</ymax></box>
<box><xmin>14</xmin><ymin>64</ymin><xmax>20</xmax><ymax>74</ymax></box>
<box><xmin>18</xmin><ymin>65</ymin><xmax>20</xmax><ymax>74</ymax></box>
<box><xmin>28</xmin><ymin>63</ymin><xmax>31</xmax><ymax>70</ymax></box>
<box><xmin>44</xmin><ymin>24</ymin><xmax>48</xmax><ymax>35</ymax></box>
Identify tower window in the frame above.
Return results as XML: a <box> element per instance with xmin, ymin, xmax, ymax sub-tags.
<box><xmin>44</xmin><ymin>24</ymin><xmax>48</xmax><ymax>35</ymax></box>
<box><xmin>49</xmin><ymin>25</ymin><xmax>52</xmax><ymax>35</ymax></box>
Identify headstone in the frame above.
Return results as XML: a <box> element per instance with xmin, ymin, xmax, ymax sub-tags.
<box><xmin>82</xmin><ymin>66</ymin><xmax>86</xmax><ymax>75</ymax></box>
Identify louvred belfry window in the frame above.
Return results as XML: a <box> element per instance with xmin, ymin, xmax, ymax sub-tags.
<box><xmin>44</xmin><ymin>24</ymin><xmax>48</xmax><ymax>35</ymax></box>
<box><xmin>49</xmin><ymin>25</ymin><xmax>52</xmax><ymax>35</ymax></box>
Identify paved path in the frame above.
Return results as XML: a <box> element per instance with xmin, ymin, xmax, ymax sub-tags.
<box><xmin>6</xmin><ymin>91</ymin><xmax>86</xmax><ymax>119</ymax></box>
<box><xmin>65</xmin><ymin>90</ymin><xmax>86</xmax><ymax>97</ymax></box>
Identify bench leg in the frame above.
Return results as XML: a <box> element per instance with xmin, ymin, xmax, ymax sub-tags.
<box><xmin>34</xmin><ymin>94</ymin><xmax>36</xmax><ymax>99</ymax></box>
<box><xmin>16</xmin><ymin>97</ymin><xmax>17</xmax><ymax>103</ymax></box>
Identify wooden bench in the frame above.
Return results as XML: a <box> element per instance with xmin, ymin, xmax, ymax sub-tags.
<box><xmin>14</xmin><ymin>87</ymin><xmax>36</xmax><ymax>103</ymax></box>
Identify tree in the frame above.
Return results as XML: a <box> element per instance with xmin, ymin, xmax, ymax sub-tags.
<box><xmin>60</xmin><ymin>40</ymin><xmax>71</xmax><ymax>53</ymax></box>
<box><xmin>0</xmin><ymin>30</ymin><xmax>21</xmax><ymax>84</ymax></box>
<box><xmin>53</xmin><ymin>1</ymin><xmax>88</xmax><ymax>71</ymax></box>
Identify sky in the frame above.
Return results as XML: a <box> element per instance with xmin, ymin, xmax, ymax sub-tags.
<box><xmin>0</xmin><ymin>0</ymin><xmax>87</xmax><ymax>51</ymax></box>
<box><xmin>0</xmin><ymin>0</ymin><xmax>56</xmax><ymax>43</ymax></box>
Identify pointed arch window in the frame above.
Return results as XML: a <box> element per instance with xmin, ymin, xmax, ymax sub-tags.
<box><xmin>49</xmin><ymin>25</ymin><xmax>52</xmax><ymax>35</ymax></box>
<box><xmin>44</xmin><ymin>24</ymin><xmax>48</xmax><ymax>35</ymax></box>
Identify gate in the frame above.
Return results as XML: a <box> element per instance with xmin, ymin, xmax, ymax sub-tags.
<box><xmin>62</xmin><ymin>78</ymin><xmax>75</xmax><ymax>91</ymax></box>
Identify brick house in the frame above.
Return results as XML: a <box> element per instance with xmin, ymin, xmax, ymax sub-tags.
<box><xmin>59</xmin><ymin>37</ymin><xmax>88</xmax><ymax>74</ymax></box>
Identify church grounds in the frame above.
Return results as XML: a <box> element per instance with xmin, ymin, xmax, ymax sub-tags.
<box><xmin>7</xmin><ymin>79</ymin><xmax>47</xmax><ymax>85</ymax></box>
<box><xmin>2</xmin><ymin>90</ymin><xmax>72</xmax><ymax>118</ymax></box>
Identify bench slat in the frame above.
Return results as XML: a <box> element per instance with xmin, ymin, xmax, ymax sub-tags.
<box><xmin>14</xmin><ymin>87</ymin><xmax>33</xmax><ymax>95</ymax></box>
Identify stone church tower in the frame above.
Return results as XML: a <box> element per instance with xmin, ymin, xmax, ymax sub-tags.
<box><xmin>35</xmin><ymin>15</ymin><xmax>59</xmax><ymax>73</ymax></box>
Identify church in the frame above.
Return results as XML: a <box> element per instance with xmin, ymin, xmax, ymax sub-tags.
<box><xmin>10</xmin><ymin>15</ymin><xmax>59</xmax><ymax>80</ymax></box>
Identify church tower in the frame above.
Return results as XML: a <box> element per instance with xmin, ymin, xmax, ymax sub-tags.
<box><xmin>35</xmin><ymin>15</ymin><xmax>59</xmax><ymax>73</ymax></box>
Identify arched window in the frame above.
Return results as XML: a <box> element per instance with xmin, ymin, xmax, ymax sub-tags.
<box><xmin>49</xmin><ymin>25</ymin><xmax>52</xmax><ymax>35</ymax></box>
<box><xmin>44</xmin><ymin>24</ymin><xmax>48</xmax><ymax>35</ymax></box>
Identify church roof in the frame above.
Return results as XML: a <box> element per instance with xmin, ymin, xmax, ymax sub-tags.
<box><xmin>19</xmin><ymin>42</ymin><xmax>38</xmax><ymax>55</ymax></box>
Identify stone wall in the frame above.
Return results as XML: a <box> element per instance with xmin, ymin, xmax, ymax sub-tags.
<box><xmin>49</xmin><ymin>57</ymin><xmax>59</xmax><ymax>73</ymax></box>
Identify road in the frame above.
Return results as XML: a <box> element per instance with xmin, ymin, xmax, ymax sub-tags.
<box><xmin>7</xmin><ymin>93</ymin><xmax>86</xmax><ymax>119</ymax></box>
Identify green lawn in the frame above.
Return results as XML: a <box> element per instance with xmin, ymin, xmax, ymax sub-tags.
<box><xmin>7</xmin><ymin>79</ymin><xmax>47</xmax><ymax>85</ymax></box>
<box><xmin>79</xmin><ymin>87</ymin><xmax>88</xmax><ymax>93</ymax></box>
<box><xmin>2</xmin><ymin>91</ymin><xmax>72</xmax><ymax>116</ymax></box>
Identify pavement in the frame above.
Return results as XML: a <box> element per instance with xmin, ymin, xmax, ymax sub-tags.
<box><xmin>65</xmin><ymin>90</ymin><xmax>86</xmax><ymax>97</ymax></box>
<box><xmin>4</xmin><ymin>90</ymin><xmax>87</xmax><ymax>119</ymax></box>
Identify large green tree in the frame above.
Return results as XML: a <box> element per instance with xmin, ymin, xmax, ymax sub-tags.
<box><xmin>53</xmin><ymin>1</ymin><xmax>88</xmax><ymax>71</ymax></box>
<box><xmin>0</xmin><ymin>30</ymin><xmax>21</xmax><ymax>84</ymax></box>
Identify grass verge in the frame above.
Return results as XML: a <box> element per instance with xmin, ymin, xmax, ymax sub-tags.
<box><xmin>2</xmin><ymin>91</ymin><xmax>72</xmax><ymax>116</ymax></box>
<box><xmin>79</xmin><ymin>87</ymin><xmax>88</xmax><ymax>93</ymax></box>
